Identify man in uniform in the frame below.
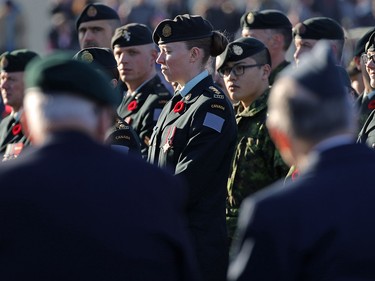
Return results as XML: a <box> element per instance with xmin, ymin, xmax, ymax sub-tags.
<box><xmin>240</xmin><ymin>9</ymin><xmax>292</xmax><ymax>85</ymax></box>
<box><xmin>0</xmin><ymin>53</ymin><xmax>200</xmax><ymax>281</ymax></box>
<box><xmin>216</xmin><ymin>37</ymin><xmax>289</xmax><ymax>244</ymax></box>
<box><xmin>112</xmin><ymin>23</ymin><xmax>171</xmax><ymax>158</ymax></box>
<box><xmin>73</xmin><ymin>47</ymin><xmax>141</xmax><ymax>156</ymax></box>
<box><xmin>76</xmin><ymin>3</ymin><xmax>121</xmax><ymax>49</ymax></box>
<box><xmin>0</xmin><ymin>49</ymin><xmax>39</xmax><ymax>160</ymax></box>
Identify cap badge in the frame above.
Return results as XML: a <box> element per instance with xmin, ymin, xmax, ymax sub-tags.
<box><xmin>232</xmin><ymin>45</ymin><xmax>243</xmax><ymax>56</ymax></box>
<box><xmin>87</xmin><ymin>6</ymin><xmax>97</xmax><ymax>17</ymax></box>
<box><xmin>246</xmin><ymin>12</ymin><xmax>255</xmax><ymax>25</ymax></box>
<box><xmin>162</xmin><ymin>24</ymin><xmax>172</xmax><ymax>38</ymax></box>
<box><xmin>81</xmin><ymin>50</ymin><xmax>94</xmax><ymax>63</ymax></box>
<box><xmin>0</xmin><ymin>57</ymin><xmax>8</xmax><ymax>69</ymax></box>
<box><xmin>121</xmin><ymin>30</ymin><xmax>131</xmax><ymax>41</ymax></box>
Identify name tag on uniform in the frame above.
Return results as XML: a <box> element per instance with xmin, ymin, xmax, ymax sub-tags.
<box><xmin>203</xmin><ymin>112</ymin><xmax>224</xmax><ymax>133</ymax></box>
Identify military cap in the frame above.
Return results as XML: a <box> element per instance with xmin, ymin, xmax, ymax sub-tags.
<box><xmin>293</xmin><ymin>17</ymin><xmax>344</xmax><ymax>40</ymax></box>
<box><xmin>365</xmin><ymin>31</ymin><xmax>375</xmax><ymax>53</ymax></box>
<box><xmin>111</xmin><ymin>23</ymin><xmax>153</xmax><ymax>48</ymax></box>
<box><xmin>76</xmin><ymin>3</ymin><xmax>119</xmax><ymax>30</ymax></box>
<box><xmin>153</xmin><ymin>14</ymin><xmax>213</xmax><ymax>44</ymax></box>
<box><xmin>0</xmin><ymin>49</ymin><xmax>39</xmax><ymax>72</ymax></box>
<box><xmin>354</xmin><ymin>27</ymin><xmax>375</xmax><ymax>57</ymax></box>
<box><xmin>280</xmin><ymin>41</ymin><xmax>346</xmax><ymax>99</ymax></box>
<box><xmin>241</xmin><ymin>9</ymin><xmax>292</xmax><ymax>30</ymax></box>
<box><xmin>73</xmin><ymin>47</ymin><xmax>119</xmax><ymax>80</ymax></box>
<box><xmin>25</xmin><ymin>53</ymin><xmax>120</xmax><ymax>107</ymax></box>
<box><xmin>216</xmin><ymin>37</ymin><xmax>270</xmax><ymax>70</ymax></box>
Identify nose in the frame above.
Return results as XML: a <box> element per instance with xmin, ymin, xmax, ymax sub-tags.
<box><xmin>156</xmin><ymin>52</ymin><xmax>165</xmax><ymax>65</ymax></box>
<box><xmin>293</xmin><ymin>48</ymin><xmax>302</xmax><ymax>64</ymax></box>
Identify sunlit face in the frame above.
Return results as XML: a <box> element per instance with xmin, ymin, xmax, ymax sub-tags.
<box><xmin>293</xmin><ymin>37</ymin><xmax>318</xmax><ymax>66</ymax></box>
<box><xmin>0</xmin><ymin>71</ymin><xmax>24</xmax><ymax>111</ymax></box>
<box><xmin>364</xmin><ymin>51</ymin><xmax>375</xmax><ymax>88</ymax></box>
<box><xmin>113</xmin><ymin>44</ymin><xmax>156</xmax><ymax>88</ymax></box>
<box><xmin>78</xmin><ymin>20</ymin><xmax>114</xmax><ymax>48</ymax></box>
<box><xmin>156</xmin><ymin>41</ymin><xmax>191</xmax><ymax>85</ymax></box>
<box><xmin>222</xmin><ymin>57</ymin><xmax>268</xmax><ymax>107</ymax></box>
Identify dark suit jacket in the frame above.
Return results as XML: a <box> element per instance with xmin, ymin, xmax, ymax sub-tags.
<box><xmin>0</xmin><ymin>131</ymin><xmax>199</xmax><ymax>281</ymax></box>
<box><xmin>228</xmin><ymin>143</ymin><xmax>375</xmax><ymax>281</ymax></box>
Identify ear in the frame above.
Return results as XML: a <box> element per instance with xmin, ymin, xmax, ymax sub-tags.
<box><xmin>262</xmin><ymin>64</ymin><xmax>272</xmax><ymax>81</ymax></box>
<box><xmin>190</xmin><ymin>47</ymin><xmax>200</xmax><ymax>63</ymax></box>
<box><xmin>353</xmin><ymin>56</ymin><xmax>361</xmax><ymax>70</ymax></box>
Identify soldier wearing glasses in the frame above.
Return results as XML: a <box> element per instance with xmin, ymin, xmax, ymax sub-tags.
<box><xmin>217</xmin><ymin>37</ymin><xmax>288</xmax><ymax>245</ymax></box>
<box><xmin>358</xmin><ymin>31</ymin><xmax>375</xmax><ymax>147</ymax></box>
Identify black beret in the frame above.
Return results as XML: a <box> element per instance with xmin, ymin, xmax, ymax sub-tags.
<box><xmin>216</xmin><ymin>37</ymin><xmax>269</xmax><ymax>70</ymax></box>
<box><xmin>293</xmin><ymin>17</ymin><xmax>344</xmax><ymax>40</ymax></box>
<box><xmin>111</xmin><ymin>23</ymin><xmax>153</xmax><ymax>48</ymax></box>
<box><xmin>365</xmin><ymin>31</ymin><xmax>375</xmax><ymax>53</ymax></box>
<box><xmin>354</xmin><ymin>27</ymin><xmax>375</xmax><ymax>57</ymax></box>
<box><xmin>0</xmin><ymin>49</ymin><xmax>39</xmax><ymax>72</ymax></box>
<box><xmin>280</xmin><ymin>41</ymin><xmax>346</xmax><ymax>99</ymax></box>
<box><xmin>73</xmin><ymin>47</ymin><xmax>119</xmax><ymax>80</ymax></box>
<box><xmin>241</xmin><ymin>9</ymin><xmax>292</xmax><ymax>30</ymax></box>
<box><xmin>153</xmin><ymin>14</ymin><xmax>213</xmax><ymax>44</ymax></box>
<box><xmin>76</xmin><ymin>3</ymin><xmax>119</xmax><ymax>30</ymax></box>
<box><xmin>25</xmin><ymin>53</ymin><xmax>120</xmax><ymax>107</ymax></box>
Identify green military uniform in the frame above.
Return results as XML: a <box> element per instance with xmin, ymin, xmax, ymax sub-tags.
<box><xmin>226</xmin><ymin>88</ymin><xmax>289</xmax><ymax>242</ymax></box>
<box><xmin>269</xmin><ymin>59</ymin><xmax>290</xmax><ymax>85</ymax></box>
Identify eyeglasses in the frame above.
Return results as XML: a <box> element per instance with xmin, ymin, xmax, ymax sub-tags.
<box><xmin>362</xmin><ymin>53</ymin><xmax>375</xmax><ymax>65</ymax></box>
<box><xmin>218</xmin><ymin>63</ymin><xmax>264</xmax><ymax>78</ymax></box>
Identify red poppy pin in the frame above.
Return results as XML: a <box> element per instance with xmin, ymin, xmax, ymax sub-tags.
<box><xmin>127</xmin><ymin>100</ymin><xmax>138</xmax><ymax>111</ymax></box>
<box><xmin>12</xmin><ymin>124</ymin><xmax>22</xmax><ymax>136</ymax></box>
<box><xmin>368</xmin><ymin>100</ymin><xmax>375</xmax><ymax>110</ymax></box>
<box><xmin>173</xmin><ymin>101</ymin><xmax>185</xmax><ymax>113</ymax></box>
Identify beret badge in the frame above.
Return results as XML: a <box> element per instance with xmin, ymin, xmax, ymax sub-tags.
<box><xmin>81</xmin><ymin>50</ymin><xmax>94</xmax><ymax>63</ymax></box>
<box><xmin>232</xmin><ymin>45</ymin><xmax>243</xmax><ymax>56</ymax></box>
<box><xmin>87</xmin><ymin>6</ymin><xmax>97</xmax><ymax>18</ymax></box>
<box><xmin>162</xmin><ymin>24</ymin><xmax>172</xmax><ymax>38</ymax></box>
<box><xmin>121</xmin><ymin>30</ymin><xmax>131</xmax><ymax>42</ymax></box>
<box><xmin>246</xmin><ymin>12</ymin><xmax>255</xmax><ymax>25</ymax></box>
<box><xmin>0</xmin><ymin>57</ymin><xmax>8</xmax><ymax>69</ymax></box>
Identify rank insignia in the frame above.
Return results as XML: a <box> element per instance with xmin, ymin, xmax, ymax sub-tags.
<box><xmin>209</xmin><ymin>86</ymin><xmax>222</xmax><ymax>95</ymax></box>
<box><xmin>81</xmin><ymin>50</ymin><xmax>94</xmax><ymax>63</ymax></box>
<box><xmin>232</xmin><ymin>45</ymin><xmax>243</xmax><ymax>56</ymax></box>
<box><xmin>87</xmin><ymin>6</ymin><xmax>97</xmax><ymax>17</ymax></box>
<box><xmin>162</xmin><ymin>24</ymin><xmax>172</xmax><ymax>38</ymax></box>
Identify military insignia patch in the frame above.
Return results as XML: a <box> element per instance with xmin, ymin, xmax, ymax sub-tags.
<box><xmin>122</xmin><ymin>30</ymin><xmax>131</xmax><ymax>42</ymax></box>
<box><xmin>203</xmin><ymin>112</ymin><xmax>224</xmax><ymax>133</ymax></box>
<box><xmin>87</xmin><ymin>6</ymin><xmax>97</xmax><ymax>17</ymax></box>
<box><xmin>0</xmin><ymin>57</ymin><xmax>8</xmax><ymax>69</ymax></box>
<box><xmin>209</xmin><ymin>86</ymin><xmax>222</xmax><ymax>96</ymax></box>
<box><xmin>162</xmin><ymin>24</ymin><xmax>172</xmax><ymax>38</ymax></box>
<box><xmin>246</xmin><ymin>12</ymin><xmax>254</xmax><ymax>24</ymax></box>
<box><xmin>232</xmin><ymin>45</ymin><xmax>243</xmax><ymax>56</ymax></box>
<box><xmin>81</xmin><ymin>50</ymin><xmax>94</xmax><ymax>63</ymax></box>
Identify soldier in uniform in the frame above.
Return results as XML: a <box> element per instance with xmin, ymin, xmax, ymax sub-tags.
<box><xmin>73</xmin><ymin>47</ymin><xmax>141</xmax><ymax>156</ymax></box>
<box><xmin>112</xmin><ymin>23</ymin><xmax>172</xmax><ymax>158</ymax></box>
<box><xmin>216</xmin><ymin>37</ymin><xmax>289</xmax><ymax>245</ymax></box>
<box><xmin>148</xmin><ymin>14</ymin><xmax>237</xmax><ymax>281</ymax></box>
<box><xmin>0</xmin><ymin>49</ymin><xmax>39</xmax><ymax>160</ymax></box>
<box><xmin>76</xmin><ymin>3</ymin><xmax>121</xmax><ymax>49</ymax></box>
<box><xmin>240</xmin><ymin>9</ymin><xmax>293</xmax><ymax>85</ymax></box>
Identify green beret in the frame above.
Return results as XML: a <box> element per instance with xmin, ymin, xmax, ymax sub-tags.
<box><xmin>153</xmin><ymin>14</ymin><xmax>213</xmax><ymax>44</ymax></box>
<box><xmin>73</xmin><ymin>47</ymin><xmax>119</xmax><ymax>80</ymax></box>
<box><xmin>111</xmin><ymin>23</ymin><xmax>153</xmax><ymax>48</ymax></box>
<box><xmin>0</xmin><ymin>49</ymin><xmax>39</xmax><ymax>72</ymax></box>
<box><xmin>280</xmin><ymin>41</ymin><xmax>346</xmax><ymax>100</ymax></box>
<box><xmin>216</xmin><ymin>37</ymin><xmax>270</xmax><ymax>70</ymax></box>
<box><xmin>25</xmin><ymin>53</ymin><xmax>120</xmax><ymax>107</ymax></box>
<box><xmin>76</xmin><ymin>3</ymin><xmax>119</xmax><ymax>30</ymax></box>
<box><xmin>365</xmin><ymin>31</ymin><xmax>375</xmax><ymax>53</ymax></box>
<box><xmin>293</xmin><ymin>17</ymin><xmax>344</xmax><ymax>40</ymax></box>
<box><xmin>241</xmin><ymin>9</ymin><xmax>292</xmax><ymax>30</ymax></box>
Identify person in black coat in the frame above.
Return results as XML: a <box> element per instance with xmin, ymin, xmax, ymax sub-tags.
<box><xmin>149</xmin><ymin>14</ymin><xmax>237</xmax><ymax>281</ymax></box>
<box><xmin>228</xmin><ymin>41</ymin><xmax>375</xmax><ymax>280</ymax></box>
<box><xmin>0</xmin><ymin>53</ymin><xmax>200</xmax><ymax>281</ymax></box>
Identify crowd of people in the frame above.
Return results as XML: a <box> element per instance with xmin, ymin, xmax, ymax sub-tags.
<box><xmin>1</xmin><ymin>1</ymin><xmax>375</xmax><ymax>280</ymax></box>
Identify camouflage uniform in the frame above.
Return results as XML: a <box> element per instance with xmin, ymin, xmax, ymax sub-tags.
<box><xmin>269</xmin><ymin>60</ymin><xmax>290</xmax><ymax>85</ymax></box>
<box><xmin>226</xmin><ymin>88</ymin><xmax>289</xmax><ymax>242</ymax></box>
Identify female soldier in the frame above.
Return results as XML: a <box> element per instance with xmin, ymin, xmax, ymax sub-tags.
<box><xmin>148</xmin><ymin>14</ymin><xmax>237</xmax><ymax>281</ymax></box>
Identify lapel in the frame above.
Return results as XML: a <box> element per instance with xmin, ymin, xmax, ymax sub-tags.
<box><xmin>0</xmin><ymin>115</ymin><xmax>15</xmax><ymax>147</ymax></box>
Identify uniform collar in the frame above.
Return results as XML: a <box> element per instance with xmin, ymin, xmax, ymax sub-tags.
<box><xmin>179</xmin><ymin>70</ymin><xmax>209</xmax><ymax>97</ymax></box>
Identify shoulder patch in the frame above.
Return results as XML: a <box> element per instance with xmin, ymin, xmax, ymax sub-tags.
<box><xmin>209</xmin><ymin>86</ymin><xmax>224</xmax><ymax>99</ymax></box>
<box><xmin>203</xmin><ymin>112</ymin><xmax>224</xmax><ymax>133</ymax></box>
<box><xmin>211</xmin><ymin>104</ymin><xmax>225</xmax><ymax>111</ymax></box>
